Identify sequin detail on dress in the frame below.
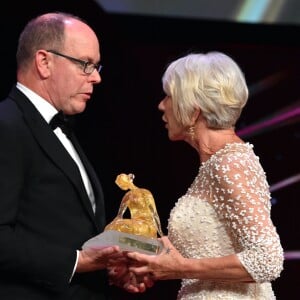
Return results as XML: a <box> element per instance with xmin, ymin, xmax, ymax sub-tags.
<box><xmin>168</xmin><ymin>143</ymin><xmax>283</xmax><ymax>300</ymax></box>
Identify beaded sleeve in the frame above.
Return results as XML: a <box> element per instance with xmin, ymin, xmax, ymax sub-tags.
<box><xmin>208</xmin><ymin>145</ymin><xmax>284</xmax><ymax>282</ymax></box>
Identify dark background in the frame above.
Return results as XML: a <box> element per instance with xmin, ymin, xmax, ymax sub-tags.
<box><xmin>1</xmin><ymin>1</ymin><xmax>299</xmax><ymax>299</ymax></box>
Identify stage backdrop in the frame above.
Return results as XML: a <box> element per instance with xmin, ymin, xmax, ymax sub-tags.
<box><xmin>1</xmin><ymin>1</ymin><xmax>299</xmax><ymax>299</ymax></box>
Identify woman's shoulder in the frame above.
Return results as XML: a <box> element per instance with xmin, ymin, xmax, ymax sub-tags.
<box><xmin>202</xmin><ymin>142</ymin><xmax>255</xmax><ymax>167</ymax></box>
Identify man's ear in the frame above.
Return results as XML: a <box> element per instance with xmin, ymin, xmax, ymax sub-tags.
<box><xmin>35</xmin><ymin>49</ymin><xmax>51</xmax><ymax>78</ymax></box>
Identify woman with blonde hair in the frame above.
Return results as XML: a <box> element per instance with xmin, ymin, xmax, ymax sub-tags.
<box><xmin>126</xmin><ymin>51</ymin><xmax>284</xmax><ymax>299</ymax></box>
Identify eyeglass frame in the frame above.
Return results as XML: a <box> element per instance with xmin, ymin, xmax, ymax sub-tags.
<box><xmin>46</xmin><ymin>49</ymin><xmax>103</xmax><ymax>75</ymax></box>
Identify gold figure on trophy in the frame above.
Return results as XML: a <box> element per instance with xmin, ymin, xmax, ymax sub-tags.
<box><xmin>104</xmin><ymin>173</ymin><xmax>164</xmax><ymax>238</ymax></box>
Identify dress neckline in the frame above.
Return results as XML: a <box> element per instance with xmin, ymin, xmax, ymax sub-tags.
<box><xmin>200</xmin><ymin>142</ymin><xmax>252</xmax><ymax>168</ymax></box>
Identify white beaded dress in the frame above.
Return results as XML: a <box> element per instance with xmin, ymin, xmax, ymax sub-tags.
<box><xmin>168</xmin><ymin>143</ymin><xmax>284</xmax><ymax>300</ymax></box>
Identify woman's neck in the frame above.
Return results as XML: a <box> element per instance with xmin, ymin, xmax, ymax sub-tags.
<box><xmin>194</xmin><ymin>127</ymin><xmax>242</xmax><ymax>163</ymax></box>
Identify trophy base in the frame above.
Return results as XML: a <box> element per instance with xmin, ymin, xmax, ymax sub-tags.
<box><xmin>82</xmin><ymin>230</ymin><xmax>163</xmax><ymax>255</ymax></box>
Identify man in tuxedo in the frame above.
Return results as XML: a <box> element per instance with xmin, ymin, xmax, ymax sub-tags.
<box><xmin>0</xmin><ymin>12</ymin><xmax>145</xmax><ymax>299</ymax></box>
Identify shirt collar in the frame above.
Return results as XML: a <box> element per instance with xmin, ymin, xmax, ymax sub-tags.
<box><xmin>16</xmin><ymin>82</ymin><xmax>58</xmax><ymax>124</ymax></box>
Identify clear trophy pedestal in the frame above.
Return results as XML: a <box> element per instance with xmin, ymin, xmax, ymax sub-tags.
<box><xmin>82</xmin><ymin>230</ymin><xmax>164</xmax><ymax>255</ymax></box>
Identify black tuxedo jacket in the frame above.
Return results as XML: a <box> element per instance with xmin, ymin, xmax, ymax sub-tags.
<box><xmin>0</xmin><ymin>86</ymin><xmax>109</xmax><ymax>300</ymax></box>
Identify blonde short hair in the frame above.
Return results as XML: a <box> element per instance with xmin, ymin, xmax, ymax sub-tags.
<box><xmin>162</xmin><ymin>51</ymin><xmax>248</xmax><ymax>129</ymax></box>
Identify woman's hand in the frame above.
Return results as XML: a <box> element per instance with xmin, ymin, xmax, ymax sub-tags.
<box><xmin>107</xmin><ymin>252</ymin><xmax>154</xmax><ymax>293</ymax></box>
<box><xmin>126</xmin><ymin>236</ymin><xmax>186</xmax><ymax>280</ymax></box>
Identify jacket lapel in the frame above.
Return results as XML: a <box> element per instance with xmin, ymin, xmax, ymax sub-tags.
<box><xmin>10</xmin><ymin>87</ymin><xmax>100</xmax><ymax>230</ymax></box>
<box><xmin>69</xmin><ymin>132</ymin><xmax>106</xmax><ymax>230</ymax></box>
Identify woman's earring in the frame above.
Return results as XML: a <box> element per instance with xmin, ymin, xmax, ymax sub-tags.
<box><xmin>188</xmin><ymin>126</ymin><xmax>195</xmax><ymax>140</ymax></box>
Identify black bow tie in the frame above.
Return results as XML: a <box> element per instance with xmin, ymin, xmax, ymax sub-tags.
<box><xmin>49</xmin><ymin>111</ymin><xmax>72</xmax><ymax>137</ymax></box>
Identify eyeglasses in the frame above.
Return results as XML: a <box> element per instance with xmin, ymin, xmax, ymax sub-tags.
<box><xmin>47</xmin><ymin>50</ymin><xmax>103</xmax><ymax>75</ymax></box>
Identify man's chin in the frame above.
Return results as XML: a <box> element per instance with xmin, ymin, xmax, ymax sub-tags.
<box><xmin>71</xmin><ymin>103</ymin><xmax>87</xmax><ymax>115</ymax></box>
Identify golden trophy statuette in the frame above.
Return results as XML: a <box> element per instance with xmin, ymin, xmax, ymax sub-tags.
<box><xmin>82</xmin><ymin>173</ymin><xmax>164</xmax><ymax>254</ymax></box>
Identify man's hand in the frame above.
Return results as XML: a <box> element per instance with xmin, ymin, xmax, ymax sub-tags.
<box><xmin>76</xmin><ymin>246</ymin><xmax>122</xmax><ymax>273</ymax></box>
